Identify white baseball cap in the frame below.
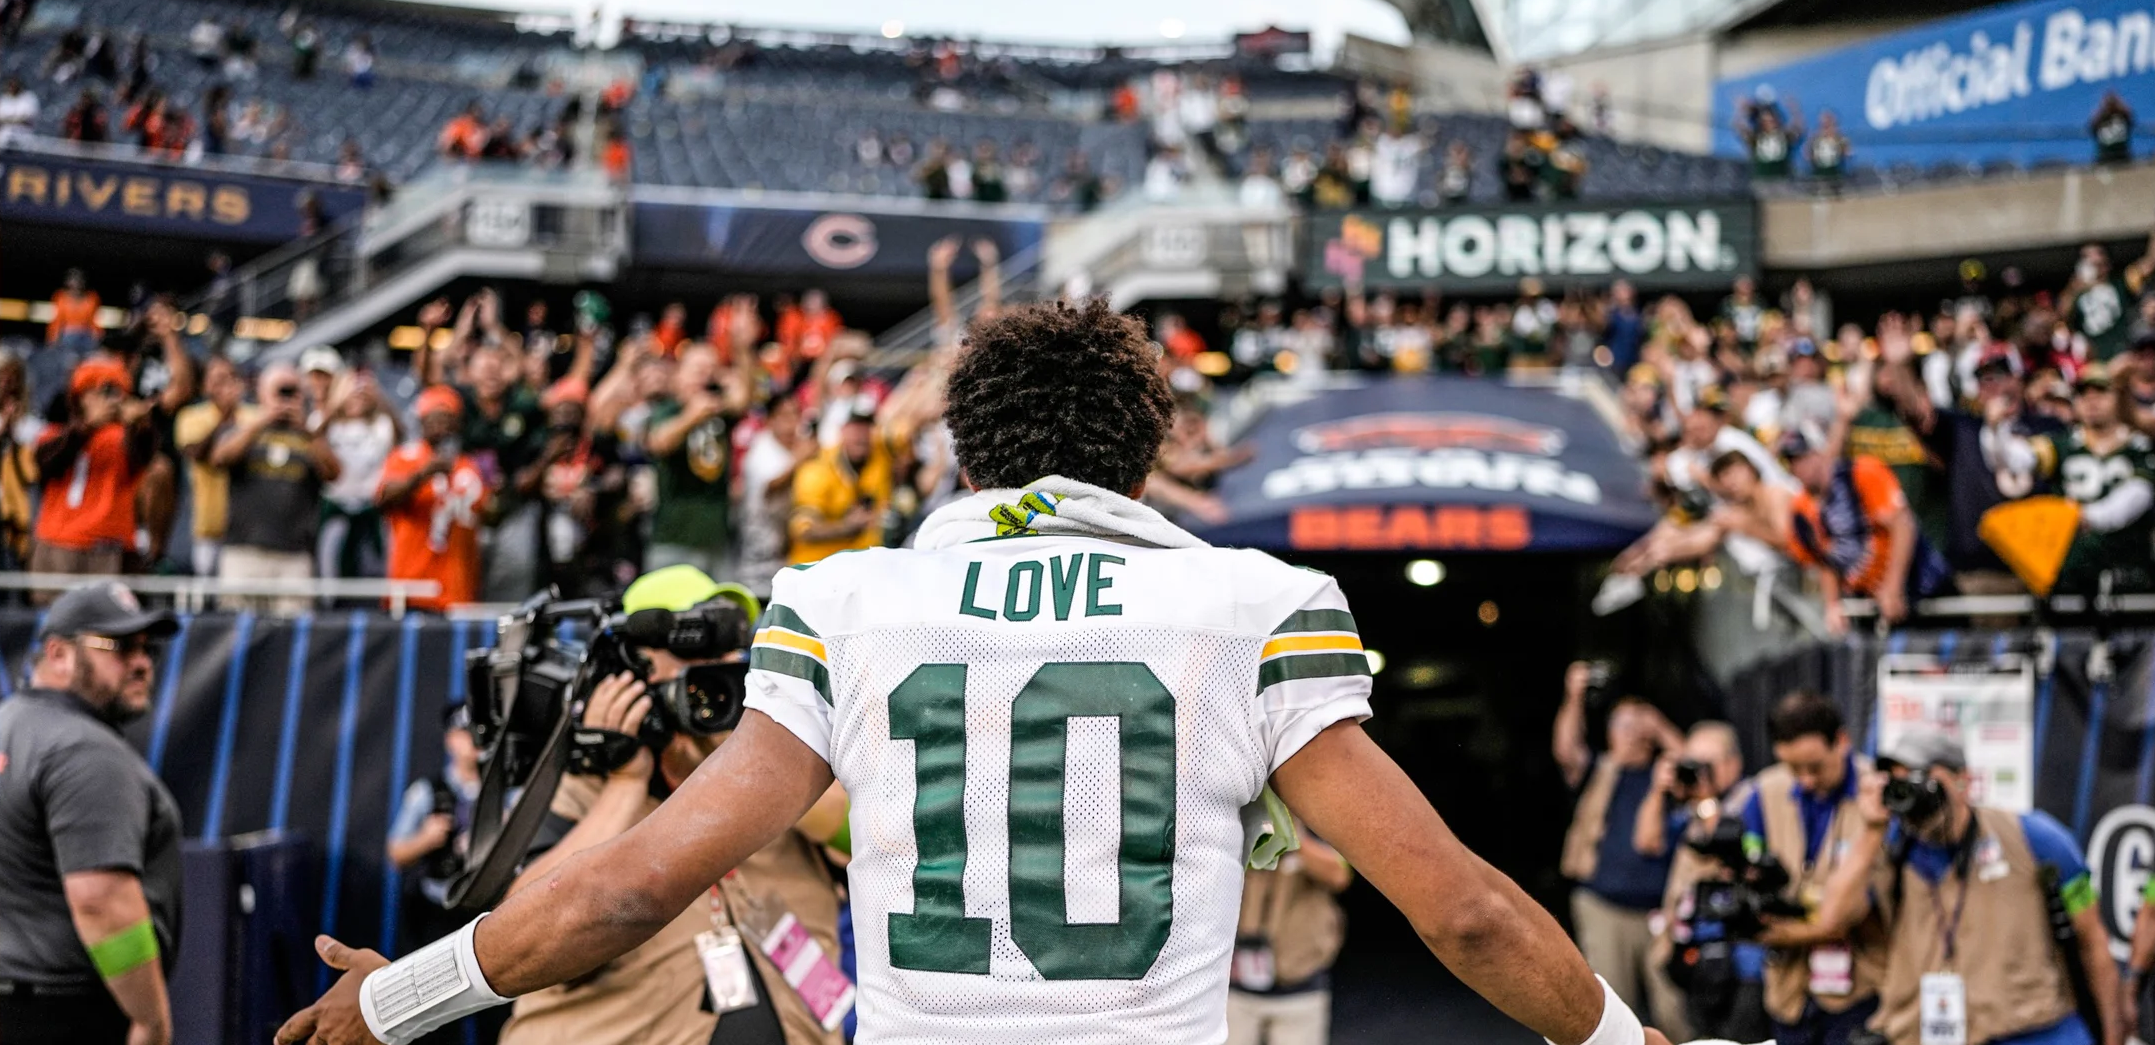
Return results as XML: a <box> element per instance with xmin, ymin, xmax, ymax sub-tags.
<box><xmin>299</xmin><ymin>345</ymin><xmax>346</xmax><ymax>375</ymax></box>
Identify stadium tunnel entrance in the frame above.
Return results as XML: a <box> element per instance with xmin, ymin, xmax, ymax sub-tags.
<box><xmin>1278</xmin><ymin>549</ymin><xmax>1719</xmax><ymax>1042</ymax></box>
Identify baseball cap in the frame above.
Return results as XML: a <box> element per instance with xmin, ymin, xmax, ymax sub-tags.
<box><xmin>1876</xmin><ymin>730</ymin><xmax>1968</xmax><ymax>774</ymax></box>
<box><xmin>70</xmin><ymin>358</ymin><xmax>133</xmax><ymax>397</ymax></box>
<box><xmin>38</xmin><ymin>581</ymin><xmax>177</xmax><ymax>642</ymax></box>
<box><xmin>1973</xmin><ymin>346</ymin><xmax>2023</xmax><ymax>379</ymax></box>
<box><xmin>1777</xmin><ymin>419</ymin><xmax>1830</xmax><ymax>461</ymax></box>
<box><xmin>2077</xmin><ymin>362</ymin><xmax>2114</xmax><ymax>391</ymax></box>
<box><xmin>413</xmin><ymin>384</ymin><xmax>464</xmax><ymax>419</ymax></box>
<box><xmin>299</xmin><ymin>345</ymin><xmax>346</xmax><ymax>376</ymax></box>
<box><xmin>1693</xmin><ymin>384</ymin><xmax>1730</xmax><ymax>414</ymax></box>
<box><xmin>622</xmin><ymin>564</ymin><xmax>761</xmax><ymax>620</ymax></box>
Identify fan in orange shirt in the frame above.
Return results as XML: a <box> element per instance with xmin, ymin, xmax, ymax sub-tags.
<box><xmin>45</xmin><ymin>270</ymin><xmax>100</xmax><ymax>348</ymax></box>
<box><xmin>376</xmin><ymin>386</ymin><xmax>489</xmax><ymax>612</ymax></box>
<box><xmin>438</xmin><ymin>102</ymin><xmax>487</xmax><ymax>159</ymax></box>
<box><xmin>776</xmin><ymin>289</ymin><xmax>842</xmax><ymax>362</ymax></box>
<box><xmin>28</xmin><ymin>358</ymin><xmax>157</xmax><ymax>588</ymax></box>
<box><xmin>651</xmin><ymin>302</ymin><xmax>690</xmax><ymax>355</ymax></box>
<box><xmin>1781</xmin><ymin>425</ymin><xmax>1951</xmax><ymax>634</ymax></box>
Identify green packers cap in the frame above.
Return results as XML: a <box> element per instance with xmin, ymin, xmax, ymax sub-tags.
<box><xmin>622</xmin><ymin>564</ymin><xmax>761</xmax><ymax>620</ymax></box>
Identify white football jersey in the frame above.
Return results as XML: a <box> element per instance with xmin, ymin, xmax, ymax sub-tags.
<box><xmin>744</xmin><ymin>536</ymin><xmax>1372</xmax><ymax>1045</ymax></box>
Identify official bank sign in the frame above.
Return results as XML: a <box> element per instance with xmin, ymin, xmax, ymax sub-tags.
<box><xmin>1304</xmin><ymin>200</ymin><xmax>1757</xmax><ymax>293</ymax></box>
<box><xmin>1716</xmin><ymin>0</ymin><xmax>2155</xmax><ymax>168</ymax></box>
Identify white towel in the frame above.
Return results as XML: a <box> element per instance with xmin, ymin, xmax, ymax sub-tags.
<box><xmin>912</xmin><ymin>475</ymin><xmax>1208</xmax><ymax>552</ymax></box>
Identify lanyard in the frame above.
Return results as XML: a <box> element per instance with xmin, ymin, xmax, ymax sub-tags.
<box><xmin>1926</xmin><ymin>818</ymin><xmax>1981</xmax><ymax>966</ymax></box>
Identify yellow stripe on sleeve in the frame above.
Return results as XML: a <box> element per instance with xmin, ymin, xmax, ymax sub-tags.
<box><xmin>1260</xmin><ymin>633</ymin><xmax>1364</xmax><ymax>659</ymax></box>
<box><xmin>753</xmin><ymin>628</ymin><xmax>828</xmax><ymax>662</ymax></box>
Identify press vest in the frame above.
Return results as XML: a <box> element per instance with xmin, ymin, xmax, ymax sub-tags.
<box><xmin>1233</xmin><ymin>828</ymin><xmax>1346</xmax><ymax>991</ymax></box>
<box><xmin>1754</xmin><ymin>761</ymin><xmax>1891</xmax><ymax>1024</ymax></box>
<box><xmin>500</xmin><ymin>776</ymin><xmax>845</xmax><ymax>1045</ymax></box>
<box><xmin>1874</xmin><ymin>806</ymin><xmax>2076</xmax><ymax>1045</ymax></box>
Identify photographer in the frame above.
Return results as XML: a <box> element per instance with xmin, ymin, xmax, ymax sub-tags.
<box><xmin>1809</xmin><ymin>731</ymin><xmax>2121</xmax><ymax>1045</ymax></box>
<box><xmin>497</xmin><ymin>565</ymin><xmax>849</xmax><ymax>1045</ymax></box>
<box><xmin>209</xmin><ymin>362</ymin><xmax>341</xmax><ymax>614</ymax></box>
<box><xmin>387</xmin><ymin>707</ymin><xmax>482</xmax><ymax>949</ymax></box>
<box><xmin>1736</xmin><ymin>692</ymin><xmax>1888</xmax><ymax>1045</ymax></box>
<box><xmin>1635</xmin><ymin>721</ymin><xmax>1768</xmax><ymax>1042</ymax></box>
<box><xmin>1555</xmin><ymin>661</ymin><xmax>1689</xmax><ymax>1037</ymax></box>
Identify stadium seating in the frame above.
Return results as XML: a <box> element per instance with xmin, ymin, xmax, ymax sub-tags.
<box><xmin>2</xmin><ymin>0</ymin><xmax>1752</xmax><ymax>202</ymax></box>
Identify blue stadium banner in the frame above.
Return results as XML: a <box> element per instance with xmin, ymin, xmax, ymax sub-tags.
<box><xmin>1192</xmin><ymin>378</ymin><xmax>1661</xmax><ymax>552</ymax></box>
<box><xmin>1302</xmin><ymin>199</ymin><xmax>1758</xmax><ymax>293</ymax></box>
<box><xmin>0</xmin><ymin>149</ymin><xmax>367</xmax><ymax>242</ymax></box>
<box><xmin>1715</xmin><ymin>0</ymin><xmax>2155</xmax><ymax>168</ymax></box>
<box><xmin>631</xmin><ymin>201</ymin><xmax>1044</xmax><ymax>277</ymax></box>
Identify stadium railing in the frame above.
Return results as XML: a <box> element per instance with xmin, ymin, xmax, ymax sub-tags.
<box><xmin>0</xmin><ymin>573</ymin><xmax>443</xmax><ymax>616</ymax></box>
<box><xmin>0</xmin><ymin>133</ymin><xmax>353</xmax><ymax>186</ymax></box>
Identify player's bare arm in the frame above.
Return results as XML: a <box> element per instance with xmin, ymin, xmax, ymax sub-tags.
<box><xmin>275</xmin><ymin>709</ymin><xmax>830</xmax><ymax>1045</ymax></box>
<box><xmin>1274</xmin><ymin>719</ymin><xmax>1669</xmax><ymax>1045</ymax></box>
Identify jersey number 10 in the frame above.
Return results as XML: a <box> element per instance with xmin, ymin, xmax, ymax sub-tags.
<box><xmin>886</xmin><ymin>662</ymin><xmax>1177</xmax><ymax>981</ymax></box>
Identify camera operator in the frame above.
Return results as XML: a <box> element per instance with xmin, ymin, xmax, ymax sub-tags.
<box><xmin>1556</xmin><ymin>660</ymin><xmax>1690</xmax><ymax>1037</ymax></box>
<box><xmin>1731</xmin><ymin>691</ymin><xmax>1890</xmax><ymax>1045</ymax></box>
<box><xmin>496</xmin><ymin>565</ymin><xmax>849</xmax><ymax>1045</ymax></box>
<box><xmin>1809</xmin><ymin>731</ymin><xmax>2121</xmax><ymax>1045</ymax></box>
<box><xmin>1636</xmin><ymin>721</ymin><xmax>1769</xmax><ymax>1042</ymax></box>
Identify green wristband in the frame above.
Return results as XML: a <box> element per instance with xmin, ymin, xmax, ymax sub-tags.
<box><xmin>88</xmin><ymin>919</ymin><xmax>159</xmax><ymax>979</ymax></box>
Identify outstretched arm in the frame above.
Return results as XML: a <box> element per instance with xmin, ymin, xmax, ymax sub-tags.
<box><xmin>277</xmin><ymin>710</ymin><xmax>834</xmax><ymax>1045</ymax></box>
<box><xmin>1274</xmin><ymin>721</ymin><xmax>1658</xmax><ymax>1045</ymax></box>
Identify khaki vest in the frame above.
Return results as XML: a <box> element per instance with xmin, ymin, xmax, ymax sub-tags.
<box><xmin>1754</xmin><ymin>760</ymin><xmax>1892</xmax><ymax>1024</ymax></box>
<box><xmin>1652</xmin><ymin>773</ymin><xmax>1772</xmax><ymax>973</ymax></box>
<box><xmin>1235</xmin><ymin>825</ymin><xmax>1347</xmax><ymax>989</ymax></box>
<box><xmin>1561</xmin><ymin>758</ymin><xmax>1624</xmax><ymax>883</ymax></box>
<box><xmin>1874</xmin><ymin>806</ymin><xmax>2076</xmax><ymax>1045</ymax></box>
<box><xmin>1659</xmin><ymin>771</ymin><xmax>1775</xmax><ymax>918</ymax></box>
<box><xmin>501</xmin><ymin>777</ymin><xmax>846</xmax><ymax>1045</ymax></box>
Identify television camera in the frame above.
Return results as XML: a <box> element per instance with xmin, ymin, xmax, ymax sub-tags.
<box><xmin>445</xmin><ymin>586</ymin><xmax>758</xmax><ymax>911</ymax></box>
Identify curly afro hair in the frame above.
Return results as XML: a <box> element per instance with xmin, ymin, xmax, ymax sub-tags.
<box><xmin>945</xmin><ymin>298</ymin><xmax>1174</xmax><ymax>494</ymax></box>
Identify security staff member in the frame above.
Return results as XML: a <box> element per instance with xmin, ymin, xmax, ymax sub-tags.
<box><xmin>498</xmin><ymin>565</ymin><xmax>850</xmax><ymax>1045</ymax></box>
<box><xmin>1225</xmin><ymin>820</ymin><xmax>1352</xmax><ymax>1045</ymax></box>
<box><xmin>1744</xmin><ymin>692</ymin><xmax>1891</xmax><ymax>1045</ymax></box>
<box><xmin>0</xmin><ymin>582</ymin><xmax>181</xmax><ymax>1045</ymax></box>
<box><xmin>1812</xmin><ymin>731</ymin><xmax>2122</xmax><ymax>1045</ymax></box>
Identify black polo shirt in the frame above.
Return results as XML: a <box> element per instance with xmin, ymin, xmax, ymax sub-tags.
<box><xmin>0</xmin><ymin>688</ymin><xmax>182</xmax><ymax>985</ymax></box>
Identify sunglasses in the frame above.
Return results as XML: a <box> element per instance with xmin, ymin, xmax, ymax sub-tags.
<box><xmin>76</xmin><ymin>634</ymin><xmax>162</xmax><ymax>658</ymax></box>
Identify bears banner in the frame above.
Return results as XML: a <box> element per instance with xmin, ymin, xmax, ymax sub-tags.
<box><xmin>1192</xmin><ymin>378</ymin><xmax>1660</xmax><ymax>552</ymax></box>
<box><xmin>0</xmin><ymin>148</ymin><xmax>367</xmax><ymax>242</ymax></box>
<box><xmin>630</xmin><ymin>198</ymin><xmax>1044</xmax><ymax>277</ymax></box>
<box><xmin>1304</xmin><ymin>199</ymin><xmax>1758</xmax><ymax>293</ymax></box>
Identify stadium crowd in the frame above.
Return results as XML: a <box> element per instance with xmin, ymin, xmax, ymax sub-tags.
<box><xmin>2</xmin><ymin>233</ymin><xmax>1257</xmax><ymax>612</ymax></box>
<box><xmin>7</xmin><ymin>222</ymin><xmax>2154</xmax><ymax>626</ymax></box>
<box><xmin>1200</xmin><ymin>228</ymin><xmax>2155</xmax><ymax>627</ymax></box>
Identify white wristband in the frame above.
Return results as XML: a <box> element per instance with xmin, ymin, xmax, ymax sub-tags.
<box><xmin>358</xmin><ymin>913</ymin><xmax>511</xmax><ymax>1045</ymax></box>
<box><xmin>1547</xmin><ymin>975</ymin><xmax>1645</xmax><ymax>1045</ymax></box>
